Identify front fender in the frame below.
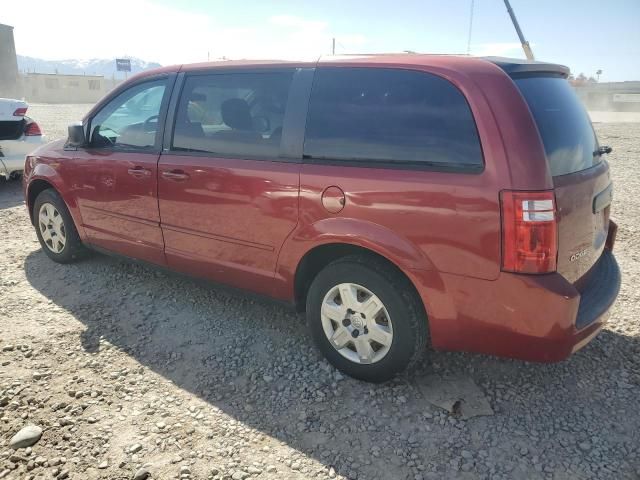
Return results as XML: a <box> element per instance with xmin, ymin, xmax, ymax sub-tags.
<box><xmin>26</xmin><ymin>162</ymin><xmax>86</xmax><ymax>241</ymax></box>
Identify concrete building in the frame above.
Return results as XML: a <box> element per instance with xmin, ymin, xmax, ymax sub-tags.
<box><xmin>0</xmin><ymin>23</ymin><xmax>21</xmax><ymax>98</ymax></box>
<box><xmin>21</xmin><ymin>73</ymin><xmax>120</xmax><ymax>103</ymax></box>
<box><xmin>574</xmin><ymin>81</ymin><xmax>640</xmax><ymax>112</ymax></box>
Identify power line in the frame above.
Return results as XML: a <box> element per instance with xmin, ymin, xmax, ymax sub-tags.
<box><xmin>467</xmin><ymin>0</ymin><xmax>475</xmax><ymax>55</ymax></box>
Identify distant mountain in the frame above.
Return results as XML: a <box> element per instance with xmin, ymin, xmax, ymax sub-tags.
<box><xmin>16</xmin><ymin>55</ymin><xmax>162</xmax><ymax>79</ymax></box>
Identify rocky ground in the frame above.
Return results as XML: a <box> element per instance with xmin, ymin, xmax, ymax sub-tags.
<box><xmin>0</xmin><ymin>109</ymin><xmax>639</xmax><ymax>480</ymax></box>
<box><xmin>26</xmin><ymin>104</ymin><xmax>93</xmax><ymax>141</ymax></box>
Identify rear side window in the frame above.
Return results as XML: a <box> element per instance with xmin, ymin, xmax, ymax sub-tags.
<box><xmin>172</xmin><ymin>71</ymin><xmax>293</xmax><ymax>158</ymax></box>
<box><xmin>304</xmin><ymin>68</ymin><xmax>483</xmax><ymax>169</ymax></box>
<box><xmin>515</xmin><ymin>76</ymin><xmax>600</xmax><ymax>177</ymax></box>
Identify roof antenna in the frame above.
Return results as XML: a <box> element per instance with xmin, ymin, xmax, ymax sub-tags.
<box><xmin>466</xmin><ymin>0</ymin><xmax>474</xmax><ymax>55</ymax></box>
<box><xmin>503</xmin><ymin>0</ymin><xmax>535</xmax><ymax>60</ymax></box>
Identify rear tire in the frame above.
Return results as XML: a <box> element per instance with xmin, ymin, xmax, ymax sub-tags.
<box><xmin>306</xmin><ymin>255</ymin><xmax>428</xmax><ymax>382</ymax></box>
<box><xmin>33</xmin><ymin>189</ymin><xmax>87</xmax><ymax>263</ymax></box>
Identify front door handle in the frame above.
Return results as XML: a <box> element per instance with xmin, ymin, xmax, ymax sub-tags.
<box><xmin>127</xmin><ymin>166</ymin><xmax>152</xmax><ymax>178</ymax></box>
<box><xmin>161</xmin><ymin>169</ymin><xmax>190</xmax><ymax>181</ymax></box>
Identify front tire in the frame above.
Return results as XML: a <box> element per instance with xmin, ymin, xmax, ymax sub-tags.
<box><xmin>33</xmin><ymin>189</ymin><xmax>87</xmax><ymax>263</ymax></box>
<box><xmin>306</xmin><ymin>255</ymin><xmax>428</xmax><ymax>383</ymax></box>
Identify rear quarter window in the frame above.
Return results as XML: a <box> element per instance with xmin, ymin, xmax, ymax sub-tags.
<box><xmin>304</xmin><ymin>68</ymin><xmax>483</xmax><ymax>170</ymax></box>
<box><xmin>515</xmin><ymin>76</ymin><xmax>600</xmax><ymax>177</ymax></box>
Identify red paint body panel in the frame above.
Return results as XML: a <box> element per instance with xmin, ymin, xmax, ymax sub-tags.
<box><xmin>24</xmin><ymin>139</ymin><xmax>88</xmax><ymax>241</ymax></box>
<box><xmin>71</xmin><ymin>148</ymin><xmax>165</xmax><ymax>265</ymax></box>
<box><xmin>23</xmin><ymin>54</ymin><xmax>620</xmax><ymax>365</ymax></box>
<box><xmin>279</xmin><ymin>163</ymin><xmax>501</xmax><ymax>280</ymax></box>
<box><xmin>157</xmin><ymin>154</ymin><xmax>299</xmax><ymax>296</ymax></box>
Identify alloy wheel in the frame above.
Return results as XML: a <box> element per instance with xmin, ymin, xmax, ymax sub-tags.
<box><xmin>38</xmin><ymin>202</ymin><xmax>66</xmax><ymax>254</ymax></box>
<box><xmin>320</xmin><ymin>283</ymin><xmax>394</xmax><ymax>364</ymax></box>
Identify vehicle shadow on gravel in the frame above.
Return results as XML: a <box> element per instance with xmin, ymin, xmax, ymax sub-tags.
<box><xmin>0</xmin><ymin>179</ymin><xmax>24</xmax><ymax>210</ymax></box>
<box><xmin>23</xmin><ymin>249</ymin><xmax>640</xmax><ymax>479</ymax></box>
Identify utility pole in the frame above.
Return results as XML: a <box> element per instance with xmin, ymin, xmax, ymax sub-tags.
<box><xmin>503</xmin><ymin>0</ymin><xmax>535</xmax><ymax>60</ymax></box>
<box><xmin>332</xmin><ymin>37</ymin><xmax>336</xmax><ymax>55</ymax></box>
<box><xmin>467</xmin><ymin>0</ymin><xmax>475</xmax><ymax>55</ymax></box>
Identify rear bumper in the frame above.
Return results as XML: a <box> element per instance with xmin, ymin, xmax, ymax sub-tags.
<box><xmin>575</xmin><ymin>250</ymin><xmax>621</xmax><ymax>329</ymax></box>
<box><xmin>413</xmin><ymin>249</ymin><xmax>621</xmax><ymax>363</ymax></box>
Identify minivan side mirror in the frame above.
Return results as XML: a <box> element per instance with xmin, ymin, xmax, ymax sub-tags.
<box><xmin>67</xmin><ymin>122</ymin><xmax>87</xmax><ymax>147</ymax></box>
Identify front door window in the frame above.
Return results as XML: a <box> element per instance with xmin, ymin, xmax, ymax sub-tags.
<box><xmin>90</xmin><ymin>79</ymin><xmax>167</xmax><ymax>150</ymax></box>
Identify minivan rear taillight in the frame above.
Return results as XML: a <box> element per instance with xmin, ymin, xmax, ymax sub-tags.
<box><xmin>500</xmin><ymin>190</ymin><xmax>557</xmax><ymax>274</ymax></box>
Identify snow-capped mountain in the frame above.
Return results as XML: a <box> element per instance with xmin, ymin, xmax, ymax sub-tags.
<box><xmin>17</xmin><ymin>55</ymin><xmax>162</xmax><ymax>79</ymax></box>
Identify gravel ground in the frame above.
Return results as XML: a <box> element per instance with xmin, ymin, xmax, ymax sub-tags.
<box><xmin>27</xmin><ymin>104</ymin><xmax>93</xmax><ymax>141</ymax></box>
<box><xmin>0</xmin><ymin>107</ymin><xmax>639</xmax><ymax>480</ymax></box>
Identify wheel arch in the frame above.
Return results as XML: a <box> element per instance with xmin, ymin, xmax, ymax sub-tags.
<box><xmin>26</xmin><ymin>178</ymin><xmax>57</xmax><ymax>224</ymax></box>
<box><xmin>26</xmin><ymin>170</ymin><xmax>85</xmax><ymax>242</ymax></box>
<box><xmin>277</xmin><ymin>216</ymin><xmax>437</xmax><ymax>304</ymax></box>
<box><xmin>292</xmin><ymin>242</ymin><xmax>429</xmax><ymax>321</ymax></box>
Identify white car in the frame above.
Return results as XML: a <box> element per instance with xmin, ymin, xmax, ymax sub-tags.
<box><xmin>0</xmin><ymin>98</ymin><xmax>46</xmax><ymax>180</ymax></box>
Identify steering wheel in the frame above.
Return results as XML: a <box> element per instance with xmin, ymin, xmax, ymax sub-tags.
<box><xmin>143</xmin><ymin>115</ymin><xmax>159</xmax><ymax>132</ymax></box>
<box><xmin>92</xmin><ymin>126</ymin><xmax>116</xmax><ymax>146</ymax></box>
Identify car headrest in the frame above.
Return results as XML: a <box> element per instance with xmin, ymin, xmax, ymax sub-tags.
<box><xmin>221</xmin><ymin>98</ymin><xmax>253</xmax><ymax>131</ymax></box>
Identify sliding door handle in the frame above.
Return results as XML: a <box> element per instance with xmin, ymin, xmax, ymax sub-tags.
<box><xmin>161</xmin><ymin>169</ymin><xmax>190</xmax><ymax>181</ymax></box>
<box><xmin>127</xmin><ymin>166</ymin><xmax>152</xmax><ymax>178</ymax></box>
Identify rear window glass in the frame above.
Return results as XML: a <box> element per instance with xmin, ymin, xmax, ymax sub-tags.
<box><xmin>304</xmin><ymin>68</ymin><xmax>483</xmax><ymax>169</ymax></box>
<box><xmin>515</xmin><ymin>76</ymin><xmax>600</xmax><ymax>177</ymax></box>
<box><xmin>0</xmin><ymin>120</ymin><xmax>25</xmax><ymax>141</ymax></box>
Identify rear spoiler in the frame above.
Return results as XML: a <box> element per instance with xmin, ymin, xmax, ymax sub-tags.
<box><xmin>482</xmin><ymin>56</ymin><xmax>570</xmax><ymax>78</ymax></box>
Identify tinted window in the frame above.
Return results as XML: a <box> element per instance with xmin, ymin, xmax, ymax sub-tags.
<box><xmin>172</xmin><ymin>72</ymin><xmax>293</xmax><ymax>157</ymax></box>
<box><xmin>91</xmin><ymin>79</ymin><xmax>167</xmax><ymax>150</ymax></box>
<box><xmin>304</xmin><ymin>68</ymin><xmax>483</xmax><ymax>168</ymax></box>
<box><xmin>515</xmin><ymin>76</ymin><xmax>600</xmax><ymax>177</ymax></box>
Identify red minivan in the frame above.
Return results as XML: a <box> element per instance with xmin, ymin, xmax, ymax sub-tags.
<box><xmin>23</xmin><ymin>55</ymin><xmax>620</xmax><ymax>382</ymax></box>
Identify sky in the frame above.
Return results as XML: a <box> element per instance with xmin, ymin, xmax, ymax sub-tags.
<box><xmin>2</xmin><ymin>0</ymin><xmax>639</xmax><ymax>81</ymax></box>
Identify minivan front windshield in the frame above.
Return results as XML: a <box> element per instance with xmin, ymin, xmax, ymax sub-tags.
<box><xmin>515</xmin><ymin>76</ymin><xmax>600</xmax><ymax>177</ymax></box>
